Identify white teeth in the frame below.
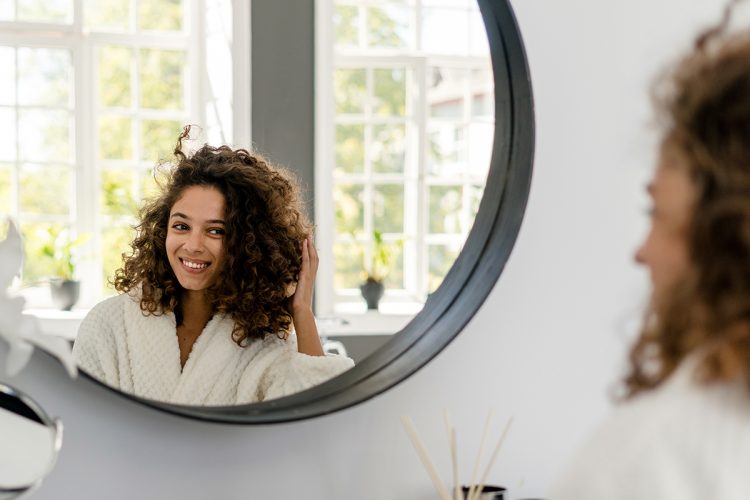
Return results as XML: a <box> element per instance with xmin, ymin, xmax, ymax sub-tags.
<box><xmin>182</xmin><ymin>259</ymin><xmax>208</xmax><ymax>269</ymax></box>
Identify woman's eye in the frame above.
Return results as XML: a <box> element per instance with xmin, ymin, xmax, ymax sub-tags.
<box><xmin>208</xmin><ymin>228</ymin><xmax>225</xmax><ymax>236</ymax></box>
<box><xmin>172</xmin><ymin>223</ymin><xmax>189</xmax><ymax>231</ymax></box>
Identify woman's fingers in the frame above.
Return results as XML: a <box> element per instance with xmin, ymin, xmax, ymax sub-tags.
<box><xmin>307</xmin><ymin>237</ymin><xmax>319</xmax><ymax>272</ymax></box>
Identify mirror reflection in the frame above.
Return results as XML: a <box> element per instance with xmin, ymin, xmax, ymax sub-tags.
<box><xmin>1</xmin><ymin>0</ymin><xmax>495</xmax><ymax>404</ymax></box>
<box><xmin>72</xmin><ymin>130</ymin><xmax>354</xmax><ymax>404</ymax></box>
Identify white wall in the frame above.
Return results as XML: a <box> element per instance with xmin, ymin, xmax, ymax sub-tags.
<box><xmin>3</xmin><ymin>1</ymin><xmax>728</xmax><ymax>498</ymax></box>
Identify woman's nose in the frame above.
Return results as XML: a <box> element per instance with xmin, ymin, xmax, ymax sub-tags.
<box><xmin>634</xmin><ymin>243</ymin><xmax>646</xmax><ymax>265</ymax></box>
<box><xmin>184</xmin><ymin>231</ymin><xmax>204</xmax><ymax>253</ymax></box>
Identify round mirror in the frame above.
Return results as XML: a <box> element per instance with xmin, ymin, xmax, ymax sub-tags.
<box><xmin>0</xmin><ymin>383</ymin><xmax>62</xmax><ymax>498</ymax></box>
<box><xmin>72</xmin><ymin>0</ymin><xmax>533</xmax><ymax>422</ymax></box>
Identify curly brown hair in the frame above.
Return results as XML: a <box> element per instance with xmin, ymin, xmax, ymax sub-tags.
<box><xmin>113</xmin><ymin>126</ymin><xmax>312</xmax><ymax>346</ymax></box>
<box><xmin>625</xmin><ymin>1</ymin><xmax>750</xmax><ymax>396</ymax></box>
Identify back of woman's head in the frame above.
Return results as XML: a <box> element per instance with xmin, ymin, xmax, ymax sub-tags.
<box><xmin>114</xmin><ymin>126</ymin><xmax>312</xmax><ymax>345</ymax></box>
<box><xmin>626</xmin><ymin>1</ymin><xmax>750</xmax><ymax>395</ymax></box>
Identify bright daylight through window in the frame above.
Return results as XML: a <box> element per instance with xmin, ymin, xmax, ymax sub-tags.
<box><xmin>0</xmin><ymin>0</ymin><xmax>238</xmax><ymax>307</ymax></box>
<box><xmin>318</xmin><ymin>0</ymin><xmax>494</xmax><ymax>315</ymax></box>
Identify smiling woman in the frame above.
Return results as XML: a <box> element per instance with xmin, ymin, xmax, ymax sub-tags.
<box><xmin>72</xmin><ymin>127</ymin><xmax>355</xmax><ymax>405</ymax></box>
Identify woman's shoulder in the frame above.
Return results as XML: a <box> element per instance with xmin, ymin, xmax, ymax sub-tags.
<box><xmin>603</xmin><ymin>359</ymin><xmax>750</xmax><ymax>442</ymax></box>
<box><xmin>553</xmin><ymin>361</ymin><xmax>750</xmax><ymax>499</ymax></box>
<box><xmin>90</xmin><ymin>291</ymin><xmax>132</xmax><ymax>311</ymax></box>
<box><xmin>83</xmin><ymin>291</ymin><xmax>141</xmax><ymax>325</ymax></box>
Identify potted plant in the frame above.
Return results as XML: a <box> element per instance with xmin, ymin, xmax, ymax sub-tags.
<box><xmin>359</xmin><ymin>230</ymin><xmax>393</xmax><ymax>310</ymax></box>
<box><xmin>41</xmin><ymin>228</ymin><xmax>90</xmax><ymax>311</ymax></box>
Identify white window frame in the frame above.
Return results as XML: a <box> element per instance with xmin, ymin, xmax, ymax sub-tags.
<box><xmin>315</xmin><ymin>0</ymin><xmax>492</xmax><ymax>318</ymax></box>
<box><xmin>1</xmin><ymin>0</ymin><xmax>251</xmax><ymax>309</ymax></box>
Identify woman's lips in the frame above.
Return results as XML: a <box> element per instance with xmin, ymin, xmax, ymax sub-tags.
<box><xmin>179</xmin><ymin>257</ymin><xmax>211</xmax><ymax>273</ymax></box>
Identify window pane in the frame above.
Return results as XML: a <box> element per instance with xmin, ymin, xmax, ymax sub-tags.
<box><xmin>382</xmin><ymin>241</ymin><xmax>403</xmax><ymax>289</ymax></box>
<box><xmin>140</xmin><ymin>167</ymin><xmax>168</xmax><ymax>200</ymax></box>
<box><xmin>467</xmin><ymin>122</ymin><xmax>493</xmax><ymax>179</ymax></box>
<box><xmin>100</xmin><ymin>169</ymin><xmax>137</xmax><ymax>216</ymax></box>
<box><xmin>139</xmin><ymin>0</ymin><xmax>183</xmax><ymax>31</ymax></box>
<box><xmin>467</xmin><ymin>183</ymin><xmax>483</xmax><ymax>220</ymax></box>
<box><xmin>334</xmin><ymin>4</ymin><xmax>359</xmax><ymax>47</ymax></box>
<box><xmin>429</xmin><ymin>185</ymin><xmax>461</xmax><ymax>233</ymax></box>
<box><xmin>422</xmin><ymin>8</ymin><xmax>469</xmax><ymax>54</ymax></box>
<box><xmin>101</xmin><ymin>221</ymin><xmax>133</xmax><ymax>291</ymax></box>
<box><xmin>99</xmin><ymin>115</ymin><xmax>133</xmax><ymax>160</ymax></box>
<box><xmin>372</xmin><ymin>124</ymin><xmax>405</xmax><ymax>173</ymax></box>
<box><xmin>469</xmin><ymin>9</ymin><xmax>490</xmax><ymax>56</ymax></box>
<box><xmin>0</xmin><ymin>108</ymin><xmax>16</xmax><ymax>161</ymax></box>
<box><xmin>428</xmin><ymin>243</ymin><xmax>460</xmax><ymax>293</ymax></box>
<box><xmin>427</xmin><ymin>123</ymin><xmax>466</xmax><ymax>177</ymax></box>
<box><xmin>335</xmin><ymin>124</ymin><xmax>364</xmax><ymax>175</ymax></box>
<box><xmin>373</xmin><ymin>68</ymin><xmax>406</xmax><ymax>117</ymax></box>
<box><xmin>18</xmin><ymin>48</ymin><xmax>72</xmax><ymax>107</ymax></box>
<box><xmin>0</xmin><ymin>47</ymin><xmax>15</xmax><ymax>106</ymax></box>
<box><xmin>334</xmin><ymin>183</ymin><xmax>364</xmax><ymax>236</ymax></box>
<box><xmin>98</xmin><ymin>46</ymin><xmax>132</xmax><ymax>108</ymax></box>
<box><xmin>428</xmin><ymin>67</ymin><xmax>467</xmax><ymax>119</ymax></box>
<box><xmin>333</xmin><ymin>240</ymin><xmax>365</xmax><ymax>289</ymax></box>
<box><xmin>18</xmin><ymin>109</ymin><xmax>72</xmax><ymax>162</ymax></box>
<box><xmin>20</xmin><ymin>222</ymin><xmax>68</xmax><ymax>283</ymax></box>
<box><xmin>0</xmin><ymin>164</ymin><xmax>11</xmax><ymax>213</ymax></box>
<box><xmin>334</xmin><ymin>69</ymin><xmax>366</xmax><ymax>115</ymax></box>
<box><xmin>367</xmin><ymin>5</ymin><xmax>409</xmax><ymax>49</ymax></box>
<box><xmin>139</xmin><ymin>49</ymin><xmax>184</xmax><ymax>110</ymax></box>
<box><xmin>373</xmin><ymin>184</ymin><xmax>403</xmax><ymax>234</ymax></box>
<box><xmin>85</xmin><ymin>0</ymin><xmax>129</xmax><ymax>31</ymax></box>
<box><xmin>17</xmin><ymin>0</ymin><xmax>71</xmax><ymax>23</ymax></box>
<box><xmin>470</xmin><ymin>66</ymin><xmax>493</xmax><ymax>117</ymax></box>
<box><xmin>141</xmin><ymin>119</ymin><xmax>182</xmax><ymax>162</ymax></box>
<box><xmin>0</xmin><ymin>0</ymin><xmax>13</xmax><ymax>21</ymax></box>
<box><xmin>19</xmin><ymin>164</ymin><xmax>70</xmax><ymax>215</ymax></box>
<box><xmin>422</xmin><ymin>0</ymin><xmax>470</xmax><ymax>5</ymax></box>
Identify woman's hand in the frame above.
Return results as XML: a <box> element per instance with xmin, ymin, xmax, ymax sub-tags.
<box><xmin>291</xmin><ymin>238</ymin><xmax>324</xmax><ymax>356</ymax></box>
<box><xmin>291</xmin><ymin>238</ymin><xmax>318</xmax><ymax>313</ymax></box>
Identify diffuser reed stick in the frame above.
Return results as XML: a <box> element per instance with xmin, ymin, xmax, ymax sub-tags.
<box><xmin>401</xmin><ymin>410</ymin><xmax>512</xmax><ymax>500</ymax></box>
<box><xmin>466</xmin><ymin>409</ymin><xmax>494</xmax><ymax>500</ymax></box>
<box><xmin>401</xmin><ymin>416</ymin><xmax>453</xmax><ymax>500</ymax></box>
<box><xmin>468</xmin><ymin>416</ymin><xmax>513</xmax><ymax>500</ymax></box>
<box><xmin>443</xmin><ymin>410</ymin><xmax>460</xmax><ymax>500</ymax></box>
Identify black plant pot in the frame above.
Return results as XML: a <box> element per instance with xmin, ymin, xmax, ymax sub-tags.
<box><xmin>50</xmin><ymin>279</ymin><xmax>80</xmax><ymax>311</ymax></box>
<box><xmin>359</xmin><ymin>280</ymin><xmax>384</xmax><ymax>310</ymax></box>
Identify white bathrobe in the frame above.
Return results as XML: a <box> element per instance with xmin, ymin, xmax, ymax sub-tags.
<box><xmin>72</xmin><ymin>292</ymin><xmax>354</xmax><ymax>405</ymax></box>
<box><xmin>552</xmin><ymin>355</ymin><xmax>750</xmax><ymax>500</ymax></box>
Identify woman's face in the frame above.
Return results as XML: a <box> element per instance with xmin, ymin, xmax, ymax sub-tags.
<box><xmin>166</xmin><ymin>185</ymin><xmax>227</xmax><ymax>292</ymax></box>
<box><xmin>634</xmin><ymin>144</ymin><xmax>697</xmax><ymax>309</ymax></box>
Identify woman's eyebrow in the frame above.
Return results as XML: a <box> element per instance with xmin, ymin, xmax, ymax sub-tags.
<box><xmin>170</xmin><ymin>212</ymin><xmax>225</xmax><ymax>225</ymax></box>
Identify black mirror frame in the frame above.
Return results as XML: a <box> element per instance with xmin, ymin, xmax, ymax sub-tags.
<box><xmin>77</xmin><ymin>0</ymin><xmax>535</xmax><ymax>424</ymax></box>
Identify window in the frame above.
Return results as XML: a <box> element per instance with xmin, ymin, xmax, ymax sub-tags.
<box><xmin>0</xmin><ymin>0</ymin><xmax>247</xmax><ymax>307</ymax></box>
<box><xmin>316</xmin><ymin>0</ymin><xmax>494</xmax><ymax>315</ymax></box>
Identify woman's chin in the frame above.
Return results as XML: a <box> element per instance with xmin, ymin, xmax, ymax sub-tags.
<box><xmin>177</xmin><ymin>276</ymin><xmax>213</xmax><ymax>292</ymax></box>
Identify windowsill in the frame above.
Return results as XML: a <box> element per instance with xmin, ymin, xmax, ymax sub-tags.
<box><xmin>24</xmin><ymin>308</ymin><xmax>85</xmax><ymax>341</ymax></box>
<box><xmin>318</xmin><ymin>311</ymin><xmax>415</xmax><ymax>337</ymax></box>
<box><xmin>23</xmin><ymin>302</ymin><xmax>423</xmax><ymax>340</ymax></box>
<box><xmin>319</xmin><ymin>301</ymin><xmax>423</xmax><ymax>337</ymax></box>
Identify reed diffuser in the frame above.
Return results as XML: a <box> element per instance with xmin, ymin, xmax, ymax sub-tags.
<box><xmin>401</xmin><ymin>410</ymin><xmax>513</xmax><ymax>500</ymax></box>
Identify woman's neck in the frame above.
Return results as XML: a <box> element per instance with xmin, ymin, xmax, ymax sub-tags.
<box><xmin>178</xmin><ymin>290</ymin><xmax>213</xmax><ymax>328</ymax></box>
